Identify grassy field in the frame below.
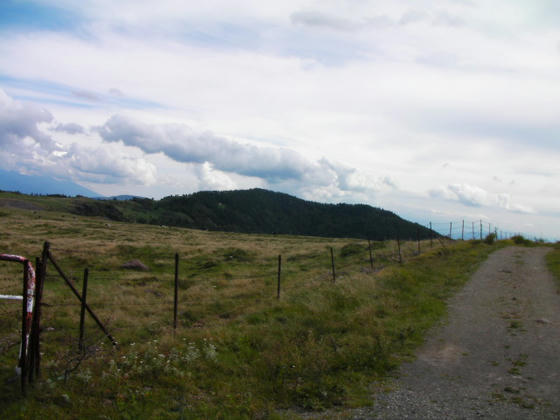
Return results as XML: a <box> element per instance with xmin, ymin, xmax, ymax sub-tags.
<box><xmin>0</xmin><ymin>204</ymin><xmax>505</xmax><ymax>419</ymax></box>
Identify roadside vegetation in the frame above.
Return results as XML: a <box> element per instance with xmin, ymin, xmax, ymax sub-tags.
<box><xmin>545</xmin><ymin>241</ymin><xmax>560</xmax><ymax>290</ymax></box>
<box><xmin>0</xmin><ymin>204</ymin><xmax>508</xmax><ymax>418</ymax></box>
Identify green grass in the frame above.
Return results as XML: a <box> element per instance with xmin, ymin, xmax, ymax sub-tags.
<box><xmin>0</xmin><ymin>204</ymin><xmax>503</xmax><ymax>419</ymax></box>
<box><xmin>546</xmin><ymin>243</ymin><xmax>560</xmax><ymax>291</ymax></box>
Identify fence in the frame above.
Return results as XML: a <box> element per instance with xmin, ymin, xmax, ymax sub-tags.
<box><xmin>428</xmin><ymin>219</ymin><xmax>522</xmax><ymax>241</ymax></box>
<box><xmin>0</xmin><ymin>221</ymin><xmax>525</xmax><ymax>394</ymax></box>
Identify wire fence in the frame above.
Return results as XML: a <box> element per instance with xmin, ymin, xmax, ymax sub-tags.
<box><xmin>0</xmin><ymin>221</ymin><xmax>532</xmax><ymax>387</ymax></box>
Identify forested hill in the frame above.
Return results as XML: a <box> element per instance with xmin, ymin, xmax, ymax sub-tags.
<box><xmin>0</xmin><ymin>188</ymin><xmax>433</xmax><ymax>240</ymax></box>
<box><xmin>124</xmin><ymin>189</ymin><xmax>432</xmax><ymax>240</ymax></box>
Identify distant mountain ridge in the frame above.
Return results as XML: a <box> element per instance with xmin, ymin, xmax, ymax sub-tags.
<box><xmin>0</xmin><ymin>169</ymin><xmax>100</xmax><ymax>197</ymax></box>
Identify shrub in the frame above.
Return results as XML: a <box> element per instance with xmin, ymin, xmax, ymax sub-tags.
<box><xmin>512</xmin><ymin>235</ymin><xmax>532</xmax><ymax>246</ymax></box>
<box><xmin>340</xmin><ymin>243</ymin><xmax>365</xmax><ymax>257</ymax></box>
<box><xmin>484</xmin><ymin>233</ymin><xmax>497</xmax><ymax>245</ymax></box>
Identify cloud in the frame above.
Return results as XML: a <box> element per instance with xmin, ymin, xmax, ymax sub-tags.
<box><xmin>496</xmin><ymin>193</ymin><xmax>535</xmax><ymax>214</ymax></box>
<box><xmin>290</xmin><ymin>11</ymin><xmax>358</xmax><ymax>31</ymax></box>
<box><xmin>0</xmin><ymin>90</ymin><xmax>156</xmax><ymax>186</ymax></box>
<box><xmin>433</xmin><ymin>11</ymin><xmax>465</xmax><ymax>27</ymax></box>
<box><xmin>0</xmin><ymin>88</ymin><xmax>56</xmax><ymax>153</ymax></box>
<box><xmin>98</xmin><ymin>114</ymin><xmax>319</xmax><ymax>182</ymax></box>
<box><xmin>53</xmin><ymin>122</ymin><xmax>84</xmax><ymax>134</ymax></box>
<box><xmin>64</xmin><ymin>143</ymin><xmax>157</xmax><ymax>185</ymax></box>
<box><xmin>96</xmin><ymin>114</ymin><xmax>395</xmax><ymax>199</ymax></box>
<box><xmin>71</xmin><ymin>89</ymin><xmax>101</xmax><ymax>102</ymax></box>
<box><xmin>399</xmin><ymin>10</ymin><xmax>429</xmax><ymax>26</ymax></box>
<box><xmin>430</xmin><ymin>183</ymin><xmax>488</xmax><ymax>207</ymax></box>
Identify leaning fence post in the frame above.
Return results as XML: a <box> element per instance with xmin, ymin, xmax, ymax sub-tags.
<box><xmin>79</xmin><ymin>268</ymin><xmax>89</xmax><ymax>352</ymax></box>
<box><xmin>330</xmin><ymin>247</ymin><xmax>336</xmax><ymax>283</ymax></box>
<box><xmin>174</xmin><ymin>253</ymin><xmax>179</xmax><ymax>333</ymax></box>
<box><xmin>277</xmin><ymin>255</ymin><xmax>282</xmax><ymax>299</ymax></box>
<box><xmin>47</xmin><ymin>250</ymin><xmax>117</xmax><ymax>346</ymax></box>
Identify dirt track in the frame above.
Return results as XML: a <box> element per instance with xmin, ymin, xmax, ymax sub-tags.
<box><xmin>348</xmin><ymin>246</ymin><xmax>560</xmax><ymax>419</ymax></box>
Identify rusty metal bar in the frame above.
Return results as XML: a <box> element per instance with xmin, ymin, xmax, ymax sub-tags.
<box><xmin>20</xmin><ymin>261</ymin><xmax>28</xmax><ymax>395</ymax></box>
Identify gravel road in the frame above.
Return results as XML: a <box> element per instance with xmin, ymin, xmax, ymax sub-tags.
<box><xmin>346</xmin><ymin>246</ymin><xmax>560</xmax><ymax>419</ymax></box>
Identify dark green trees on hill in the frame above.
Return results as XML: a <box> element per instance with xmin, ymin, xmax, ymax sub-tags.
<box><xmin>120</xmin><ymin>188</ymin><xmax>432</xmax><ymax>240</ymax></box>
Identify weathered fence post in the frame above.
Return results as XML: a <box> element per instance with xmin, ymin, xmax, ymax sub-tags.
<box><xmin>396</xmin><ymin>231</ymin><xmax>402</xmax><ymax>264</ymax></box>
<box><xmin>429</xmin><ymin>222</ymin><xmax>433</xmax><ymax>248</ymax></box>
<box><xmin>277</xmin><ymin>255</ymin><xmax>282</xmax><ymax>299</ymax></box>
<box><xmin>79</xmin><ymin>268</ymin><xmax>89</xmax><ymax>352</ymax></box>
<box><xmin>34</xmin><ymin>242</ymin><xmax>49</xmax><ymax>378</ymax></box>
<box><xmin>174</xmin><ymin>253</ymin><xmax>179</xmax><ymax>333</ymax></box>
<box><xmin>472</xmin><ymin>221</ymin><xmax>475</xmax><ymax>240</ymax></box>
<box><xmin>416</xmin><ymin>227</ymin><xmax>420</xmax><ymax>254</ymax></box>
<box><xmin>330</xmin><ymin>247</ymin><xmax>336</xmax><ymax>283</ymax></box>
<box><xmin>449</xmin><ymin>222</ymin><xmax>452</xmax><ymax>239</ymax></box>
<box><xmin>461</xmin><ymin>220</ymin><xmax>465</xmax><ymax>241</ymax></box>
<box><xmin>368</xmin><ymin>239</ymin><xmax>374</xmax><ymax>269</ymax></box>
<box><xmin>480</xmin><ymin>220</ymin><xmax>483</xmax><ymax>240</ymax></box>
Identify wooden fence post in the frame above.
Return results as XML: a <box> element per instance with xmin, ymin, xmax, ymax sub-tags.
<box><xmin>79</xmin><ymin>268</ymin><xmax>89</xmax><ymax>352</ymax></box>
<box><xmin>368</xmin><ymin>239</ymin><xmax>374</xmax><ymax>269</ymax></box>
<box><xmin>277</xmin><ymin>255</ymin><xmax>282</xmax><ymax>299</ymax></box>
<box><xmin>174</xmin><ymin>253</ymin><xmax>179</xmax><ymax>333</ymax></box>
<box><xmin>396</xmin><ymin>231</ymin><xmax>402</xmax><ymax>264</ymax></box>
<box><xmin>429</xmin><ymin>222</ymin><xmax>433</xmax><ymax>248</ymax></box>
<box><xmin>330</xmin><ymin>247</ymin><xmax>336</xmax><ymax>283</ymax></box>
<box><xmin>462</xmin><ymin>220</ymin><xmax>465</xmax><ymax>241</ymax></box>
<box><xmin>416</xmin><ymin>227</ymin><xmax>420</xmax><ymax>254</ymax></box>
<box><xmin>449</xmin><ymin>222</ymin><xmax>452</xmax><ymax>239</ymax></box>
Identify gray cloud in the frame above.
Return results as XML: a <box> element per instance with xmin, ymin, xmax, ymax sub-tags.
<box><xmin>399</xmin><ymin>10</ymin><xmax>429</xmax><ymax>25</ymax></box>
<box><xmin>430</xmin><ymin>183</ymin><xmax>488</xmax><ymax>207</ymax></box>
<box><xmin>290</xmin><ymin>10</ymin><xmax>393</xmax><ymax>32</ymax></box>
<box><xmin>0</xmin><ymin>89</ymin><xmax>56</xmax><ymax>153</ymax></box>
<box><xmin>96</xmin><ymin>115</ymin><xmax>393</xmax><ymax>197</ymax></box>
<box><xmin>0</xmin><ymin>90</ymin><xmax>155</xmax><ymax>186</ymax></box>
<box><xmin>290</xmin><ymin>11</ymin><xmax>358</xmax><ymax>31</ymax></box>
<box><xmin>98</xmin><ymin>114</ymin><xmax>319</xmax><ymax>182</ymax></box>
<box><xmin>54</xmin><ymin>122</ymin><xmax>85</xmax><ymax>134</ymax></box>
<box><xmin>65</xmin><ymin>143</ymin><xmax>157</xmax><ymax>185</ymax></box>
<box><xmin>433</xmin><ymin>11</ymin><xmax>466</xmax><ymax>27</ymax></box>
<box><xmin>71</xmin><ymin>89</ymin><xmax>101</xmax><ymax>102</ymax></box>
<box><xmin>108</xmin><ymin>88</ymin><xmax>124</xmax><ymax>97</ymax></box>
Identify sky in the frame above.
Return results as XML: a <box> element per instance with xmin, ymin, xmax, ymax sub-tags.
<box><xmin>1</xmin><ymin>0</ymin><xmax>559</xmax><ymax>239</ymax></box>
